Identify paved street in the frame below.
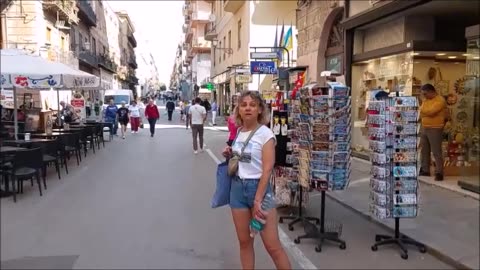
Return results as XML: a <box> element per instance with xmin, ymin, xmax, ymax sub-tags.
<box><xmin>1</xmin><ymin>109</ymin><xmax>452</xmax><ymax>269</ymax></box>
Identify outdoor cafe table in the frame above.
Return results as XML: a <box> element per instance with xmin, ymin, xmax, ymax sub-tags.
<box><xmin>2</xmin><ymin>138</ymin><xmax>57</xmax><ymax>147</ymax></box>
<box><xmin>31</xmin><ymin>132</ymin><xmax>69</xmax><ymax>138</ymax></box>
<box><xmin>0</xmin><ymin>146</ymin><xmax>27</xmax><ymax>198</ymax></box>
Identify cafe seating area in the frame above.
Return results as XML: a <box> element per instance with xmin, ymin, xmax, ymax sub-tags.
<box><xmin>0</xmin><ymin>121</ymin><xmax>114</xmax><ymax>202</ymax></box>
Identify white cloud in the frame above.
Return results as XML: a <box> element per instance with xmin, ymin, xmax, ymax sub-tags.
<box><xmin>107</xmin><ymin>1</ymin><xmax>184</xmax><ymax>85</ymax></box>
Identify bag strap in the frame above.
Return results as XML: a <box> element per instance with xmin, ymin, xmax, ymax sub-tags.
<box><xmin>239</xmin><ymin>125</ymin><xmax>262</xmax><ymax>155</ymax></box>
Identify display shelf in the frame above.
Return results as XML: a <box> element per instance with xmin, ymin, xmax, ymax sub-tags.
<box><xmin>367</xmin><ymin>95</ymin><xmax>426</xmax><ymax>259</ymax></box>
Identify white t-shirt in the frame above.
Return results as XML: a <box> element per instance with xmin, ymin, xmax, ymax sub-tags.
<box><xmin>232</xmin><ymin>125</ymin><xmax>276</xmax><ymax>179</ymax></box>
<box><xmin>189</xmin><ymin>104</ymin><xmax>206</xmax><ymax>125</ymax></box>
<box><xmin>129</xmin><ymin>105</ymin><xmax>140</xmax><ymax>117</ymax></box>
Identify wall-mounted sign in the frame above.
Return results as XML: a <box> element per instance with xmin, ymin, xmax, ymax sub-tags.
<box><xmin>236</xmin><ymin>74</ymin><xmax>252</xmax><ymax>84</ymax></box>
<box><xmin>326</xmin><ymin>54</ymin><xmax>343</xmax><ymax>74</ymax></box>
<box><xmin>0</xmin><ymin>89</ymin><xmax>14</xmax><ymax>108</ymax></box>
<box><xmin>250</xmin><ymin>61</ymin><xmax>277</xmax><ymax>75</ymax></box>
<box><xmin>250</xmin><ymin>52</ymin><xmax>279</xmax><ymax>59</ymax></box>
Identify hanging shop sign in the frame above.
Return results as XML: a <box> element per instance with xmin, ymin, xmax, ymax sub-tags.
<box><xmin>70</xmin><ymin>92</ymin><xmax>86</xmax><ymax>121</ymax></box>
<box><xmin>0</xmin><ymin>88</ymin><xmax>14</xmax><ymax>108</ymax></box>
<box><xmin>236</xmin><ymin>74</ymin><xmax>252</xmax><ymax>84</ymax></box>
<box><xmin>250</xmin><ymin>61</ymin><xmax>277</xmax><ymax>75</ymax></box>
<box><xmin>250</xmin><ymin>52</ymin><xmax>279</xmax><ymax>60</ymax></box>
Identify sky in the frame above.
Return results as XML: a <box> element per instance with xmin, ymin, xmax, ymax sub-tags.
<box><xmin>107</xmin><ymin>1</ymin><xmax>184</xmax><ymax>85</ymax></box>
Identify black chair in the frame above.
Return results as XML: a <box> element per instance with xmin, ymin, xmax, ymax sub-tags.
<box><xmin>33</xmin><ymin>139</ymin><xmax>66</xmax><ymax>182</ymax></box>
<box><xmin>60</xmin><ymin>133</ymin><xmax>81</xmax><ymax>165</ymax></box>
<box><xmin>84</xmin><ymin>126</ymin><xmax>97</xmax><ymax>154</ymax></box>
<box><xmin>11</xmin><ymin>147</ymin><xmax>44</xmax><ymax>198</ymax></box>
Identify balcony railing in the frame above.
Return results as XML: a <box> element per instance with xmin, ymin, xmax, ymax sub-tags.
<box><xmin>78</xmin><ymin>50</ymin><xmax>98</xmax><ymax>67</ymax></box>
<box><xmin>98</xmin><ymin>54</ymin><xmax>117</xmax><ymax>73</ymax></box>
<box><xmin>127</xmin><ymin>73</ymin><xmax>139</xmax><ymax>85</ymax></box>
<box><xmin>128</xmin><ymin>56</ymin><xmax>138</xmax><ymax>69</ymax></box>
<box><xmin>192</xmin><ymin>37</ymin><xmax>211</xmax><ymax>51</ymax></box>
<box><xmin>204</xmin><ymin>22</ymin><xmax>217</xmax><ymax>41</ymax></box>
<box><xmin>77</xmin><ymin>0</ymin><xmax>96</xmax><ymax>27</ymax></box>
<box><xmin>128</xmin><ymin>34</ymin><xmax>137</xmax><ymax>48</ymax></box>
<box><xmin>42</xmin><ymin>0</ymin><xmax>79</xmax><ymax>25</ymax></box>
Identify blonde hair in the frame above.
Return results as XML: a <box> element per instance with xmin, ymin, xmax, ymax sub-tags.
<box><xmin>233</xmin><ymin>90</ymin><xmax>270</xmax><ymax>126</ymax></box>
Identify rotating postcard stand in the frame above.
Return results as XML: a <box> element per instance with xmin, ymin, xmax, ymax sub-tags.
<box><xmin>279</xmin><ymin>84</ymin><xmax>320</xmax><ymax>231</ymax></box>
<box><xmin>289</xmin><ymin>79</ymin><xmax>351</xmax><ymax>252</ymax></box>
<box><xmin>367</xmin><ymin>94</ymin><xmax>426</xmax><ymax>259</ymax></box>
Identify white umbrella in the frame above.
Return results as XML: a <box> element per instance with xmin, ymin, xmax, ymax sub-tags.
<box><xmin>0</xmin><ymin>49</ymin><xmax>101</xmax><ymax>139</ymax></box>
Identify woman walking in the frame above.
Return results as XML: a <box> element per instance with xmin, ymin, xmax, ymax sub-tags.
<box><xmin>117</xmin><ymin>101</ymin><xmax>129</xmax><ymax>139</ymax></box>
<box><xmin>129</xmin><ymin>100</ymin><xmax>141</xmax><ymax>134</ymax></box>
<box><xmin>222</xmin><ymin>91</ymin><xmax>291</xmax><ymax>270</ymax></box>
<box><xmin>144</xmin><ymin>98</ymin><xmax>160</xmax><ymax>137</ymax></box>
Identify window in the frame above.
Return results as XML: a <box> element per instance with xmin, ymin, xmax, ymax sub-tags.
<box><xmin>228</xmin><ymin>30</ymin><xmax>231</xmax><ymax>58</ymax></box>
<box><xmin>237</xmin><ymin>19</ymin><xmax>242</xmax><ymax>49</ymax></box>
<box><xmin>219</xmin><ymin>41</ymin><xmax>222</xmax><ymax>63</ymax></box>
<box><xmin>92</xmin><ymin>37</ymin><xmax>96</xmax><ymax>54</ymax></box>
<box><xmin>103</xmin><ymin>45</ymin><xmax>106</xmax><ymax>55</ymax></box>
<box><xmin>60</xmin><ymin>36</ymin><xmax>65</xmax><ymax>51</ymax></box>
<box><xmin>46</xmin><ymin>27</ymin><xmax>52</xmax><ymax>44</ymax></box>
<box><xmin>223</xmin><ymin>36</ymin><xmax>226</xmax><ymax>60</ymax></box>
<box><xmin>79</xmin><ymin>33</ymin><xmax>83</xmax><ymax>50</ymax></box>
<box><xmin>213</xmin><ymin>48</ymin><xmax>216</xmax><ymax>67</ymax></box>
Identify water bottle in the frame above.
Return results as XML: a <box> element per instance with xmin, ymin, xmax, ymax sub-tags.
<box><xmin>249</xmin><ymin>193</ymin><xmax>276</xmax><ymax>238</ymax></box>
<box><xmin>46</xmin><ymin>116</ymin><xmax>53</xmax><ymax>135</ymax></box>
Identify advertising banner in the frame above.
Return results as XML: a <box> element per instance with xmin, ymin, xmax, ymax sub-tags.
<box><xmin>250</xmin><ymin>61</ymin><xmax>277</xmax><ymax>75</ymax></box>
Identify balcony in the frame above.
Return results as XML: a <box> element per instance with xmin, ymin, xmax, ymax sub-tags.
<box><xmin>185</xmin><ymin>25</ymin><xmax>193</xmax><ymax>43</ymax></box>
<box><xmin>191</xmin><ymin>11</ymin><xmax>210</xmax><ymax>25</ymax></box>
<box><xmin>204</xmin><ymin>22</ymin><xmax>217</xmax><ymax>41</ymax></box>
<box><xmin>77</xmin><ymin>0</ymin><xmax>96</xmax><ymax>27</ymax></box>
<box><xmin>128</xmin><ymin>56</ymin><xmax>138</xmax><ymax>69</ymax></box>
<box><xmin>45</xmin><ymin>49</ymin><xmax>78</xmax><ymax>68</ymax></box>
<box><xmin>128</xmin><ymin>34</ymin><xmax>137</xmax><ymax>48</ymax></box>
<box><xmin>42</xmin><ymin>0</ymin><xmax>79</xmax><ymax>25</ymax></box>
<box><xmin>192</xmin><ymin>37</ymin><xmax>211</xmax><ymax>53</ymax></box>
<box><xmin>98</xmin><ymin>54</ymin><xmax>117</xmax><ymax>73</ymax></box>
<box><xmin>223</xmin><ymin>0</ymin><xmax>245</xmax><ymax>13</ymax></box>
<box><xmin>127</xmin><ymin>72</ymin><xmax>139</xmax><ymax>85</ymax></box>
<box><xmin>182</xmin><ymin>3</ymin><xmax>192</xmax><ymax>16</ymax></box>
<box><xmin>78</xmin><ymin>50</ymin><xmax>98</xmax><ymax>68</ymax></box>
<box><xmin>182</xmin><ymin>24</ymin><xmax>188</xmax><ymax>34</ymax></box>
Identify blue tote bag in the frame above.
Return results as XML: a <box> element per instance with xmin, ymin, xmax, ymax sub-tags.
<box><xmin>211</xmin><ymin>161</ymin><xmax>232</xmax><ymax>208</ymax></box>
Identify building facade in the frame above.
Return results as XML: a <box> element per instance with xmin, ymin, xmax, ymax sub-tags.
<box><xmin>116</xmin><ymin>11</ymin><xmax>138</xmax><ymax>95</ymax></box>
<box><xmin>181</xmin><ymin>0</ymin><xmax>212</xmax><ymax>101</ymax></box>
<box><xmin>206</xmin><ymin>0</ymin><xmax>297</xmax><ymax>115</ymax></box>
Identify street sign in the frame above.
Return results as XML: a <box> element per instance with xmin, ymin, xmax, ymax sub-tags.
<box><xmin>250</xmin><ymin>52</ymin><xmax>279</xmax><ymax>59</ymax></box>
<box><xmin>250</xmin><ymin>61</ymin><xmax>277</xmax><ymax>75</ymax></box>
<box><xmin>205</xmin><ymin>82</ymin><xmax>215</xmax><ymax>91</ymax></box>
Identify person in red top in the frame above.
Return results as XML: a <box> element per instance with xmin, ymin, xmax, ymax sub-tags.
<box><xmin>226</xmin><ymin>114</ymin><xmax>239</xmax><ymax>146</ymax></box>
<box><xmin>144</xmin><ymin>98</ymin><xmax>160</xmax><ymax>137</ymax></box>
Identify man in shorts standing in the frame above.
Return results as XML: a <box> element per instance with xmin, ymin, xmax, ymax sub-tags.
<box><xmin>188</xmin><ymin>97</ymin><xmax>206</xmax><ymax>154</ymax></box>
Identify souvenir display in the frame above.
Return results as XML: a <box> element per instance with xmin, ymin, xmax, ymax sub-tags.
<box><xmin>367</xmin><ymin>96</ymin><xmax>419</xmax><ymax>219</ymax></box>
<box><xmin>368</xmin><ymin>96</ymin><xmax>426</xmax><ymax>259</ymax></box>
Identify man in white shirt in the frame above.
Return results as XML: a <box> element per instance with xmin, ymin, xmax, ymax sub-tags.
<box><xmin>188</xmin><ymin>97</ymin><xmax>207</xmax><ymax>154</ymax></box>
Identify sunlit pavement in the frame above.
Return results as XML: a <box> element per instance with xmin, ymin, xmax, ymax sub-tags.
<box><xmin>1</xmin><ymin>108</ymin><xmax>453</xmax><ymax>269</ymax></box>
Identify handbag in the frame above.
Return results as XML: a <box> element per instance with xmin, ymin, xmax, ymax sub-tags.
<box><xmin>227</xmin><ymin>125</ymin><xmax>261</xmax><ymax>176</ymax></box>
<box><xmin>211</xmin><ymin>161</ymin><xmax>232</xmax><ymax>208</ymax></box>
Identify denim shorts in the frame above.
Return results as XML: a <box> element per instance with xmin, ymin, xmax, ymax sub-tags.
<box><xmin>230</xmin><ymin>176</ymin><xmax>273</xmax><ymax>209</ymax></box>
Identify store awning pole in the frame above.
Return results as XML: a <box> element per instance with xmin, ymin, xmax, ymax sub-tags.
<box><xmin>13</xmin><ymin>85</ymin><xmax>18</xmax><ymax>140</ymax></box>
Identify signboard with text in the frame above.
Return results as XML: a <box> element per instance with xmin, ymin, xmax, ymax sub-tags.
<box><xmin>250</xmin><ymin>61</ymin><xmax>277</xmax><ymax>75</ymax></box>
<box><xmin>250</xmin><ymin>52</ymin><xmax>279</xmax><ymax>59</ymax></box>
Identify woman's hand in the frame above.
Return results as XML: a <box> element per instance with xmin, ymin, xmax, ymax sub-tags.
<box><xmin>222</xmin><ymin>146</ymin><xmax>232</xmax><ymax>158</ymax></box>
<box><xmin>253</xmin><ymin>200</ymin><xmax>267</xmax><ymax>223</ymax></box>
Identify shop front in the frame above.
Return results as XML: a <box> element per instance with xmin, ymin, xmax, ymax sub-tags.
<box><xmin>343</xmin><ymin>0</ymin><xmax>480</xmax><ymax>191</ymax></box>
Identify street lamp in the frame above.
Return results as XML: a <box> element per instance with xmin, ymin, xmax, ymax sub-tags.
<box><xmin>212</xmin><ymin>37</ymin><xmax>233</xmax><ymax>55</ymax></box>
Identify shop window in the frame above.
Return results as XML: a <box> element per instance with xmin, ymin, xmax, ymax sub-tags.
<box><xmin>223</xmin><ymin>36</ymin><xmax>226</xmax><ymax>60</ymax></box>
<box><xmin>228</xmin><ymin>30</ymin><xmax>232</xmax><ymax>58</ymax></box>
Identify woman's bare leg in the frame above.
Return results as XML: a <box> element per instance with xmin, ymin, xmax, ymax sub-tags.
<box><xmin>231</xmin><ymin>209</ymin><xmax>255</xmax><ymax>269</ymax></box>
<box><xmin>260</xmin><ymin>208</ymin><xmax>291</xmax><ymax>270</ymax></box>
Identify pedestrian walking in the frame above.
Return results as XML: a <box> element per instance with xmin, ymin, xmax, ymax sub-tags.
<box><xmin>185</xmin><ymin>99</ymin><xmax>194</xmax><ymax>130</ymax></box>
<box><xmin>211</xmin><ymin>100</ymin><xmax>218</xmax><ymax>126</ymax></box>
<box><xmin>103</xmin><ymin>99</ymin><xmax>118</xmax><ymax>136</ymax></box>
<box><xmin>166</xmin><ymin>98</ymin><xmax>175</xmax><ymax>121</ymax></box>
<box><xmin>189</xmin><ymin>97</ymin><xmax>206</xmax><ymax>154</ymax></box>
<box><xmin>419</xmin><ymin>83</ymin><xmax>447</xmax><ymax>181</ymax></box>
<box><xmin>145</xmin><ymin>99</ymin><xmax>160</xmax><ymax>137</ymax></box>
<box><xmin>117</xmin><ymin>101</ymin><xmax>129</xmax><ymax>139</ymax></box>
<box><xmin>129</xmin><ymin>100</ymin><xmax>141</xmax><ymax>134</ymax></box>
<box><xmin>179</xmin><ymin>100</ymin><xmax>185</xmax><ymax>121</ymax></box>
<box><xmin>226</xmin><ymin>114</ymin><xmax>239</xmax><ymax>146</ymax></box>
<box><xmin>221</xmin><ymin>90</ymin><xmax>291</xmax><ymax>270</ymax></box>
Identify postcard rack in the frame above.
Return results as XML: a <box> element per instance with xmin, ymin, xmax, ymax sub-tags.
<box><xmin>367</xmin><ymin>95</ymin><xmax>427</xmax><ymax>259</ymax></box>
<box><xmin>288</xmin><ymin>82</ymin><xmax>350</xmax><ymax>253</ymax></box>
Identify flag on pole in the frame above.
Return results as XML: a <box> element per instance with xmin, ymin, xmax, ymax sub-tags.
<box><xmin>277</xmin><ymin>22</ymin><xmax>285</xmax><ymax>66</ymax></box>
<box><xmin>284</xmin><ymin>23</ymin><xmax>293</xmax><ymax>52</ymax></box>
<box><xmin>273</xmin><ymin>19</ymin><xmax>278</xmax><ymax>49</ymax></box>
